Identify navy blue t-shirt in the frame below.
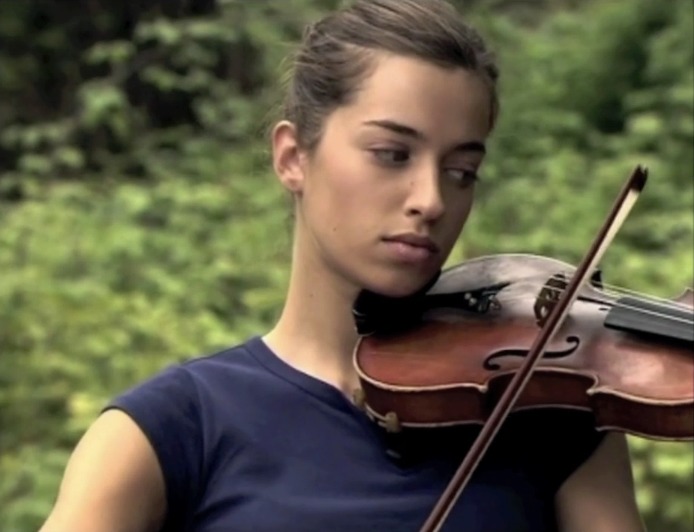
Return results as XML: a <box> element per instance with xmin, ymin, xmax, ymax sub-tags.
<box><xmin>104</xmin><ymin>335</ymin><xmax>605</xmax><ymax>531</ymax></box>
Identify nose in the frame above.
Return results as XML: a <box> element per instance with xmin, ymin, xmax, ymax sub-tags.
<box><xmin>404</xmin><ymin>165</ymin><xmax>445</xmax><ymax>222</ymax></box>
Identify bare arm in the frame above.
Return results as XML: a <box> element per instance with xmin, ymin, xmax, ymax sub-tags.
<box><xmin>39</xmin><ymin>409</ymin><xmax>166</xmax><ymax>532</ymax></box>
<box><xmin>555</xmin><ymin>432</ymin><xmax>645</xmax><ymax>532</ymax></box>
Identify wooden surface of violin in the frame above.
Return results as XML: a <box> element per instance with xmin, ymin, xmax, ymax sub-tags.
<box><xmin>354</xmin><ymin>253</ymin><xmax>694</xmax><ymax>441</ymax></box>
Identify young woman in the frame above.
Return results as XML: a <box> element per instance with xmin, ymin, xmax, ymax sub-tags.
<box><xmin>40</xmin><ymin>0</ymin><xmax>646</xmax><ymax>530</ymax></box>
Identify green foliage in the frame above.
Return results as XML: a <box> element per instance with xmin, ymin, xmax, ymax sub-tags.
<box><xmin>0</xmin><ymin>0</ymin><xmax>321</xmax><ymax>180</ymax></box>
<box><xmin>0</xmin><ymin>446</ymin><xmax>69</xmax><ymax>532</ymax></box>
<box><xmin>0</xmin><ymin>150</ymin><xmax>291</xmax><ymax>528</ymax></box>
<box><xmin>0</xmin><ymin>0</ymin><xmax>692</xmax><ymax>530</ymax></box>
<box><xmin>462</xmin><ymin>0</ymin><xmax>693</xmax><ymax>290</ymax></box>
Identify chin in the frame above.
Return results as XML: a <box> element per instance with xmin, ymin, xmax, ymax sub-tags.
<box><xmin>358</xmin><ymin>267</ymin><xmax>439</xmax><ymax>299</ymax></box>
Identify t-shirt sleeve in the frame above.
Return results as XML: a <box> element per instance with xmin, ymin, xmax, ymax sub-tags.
<box><xmin>102</xmin><ymin>364</ymin><xmax>203</xmax><ymax>530</ymax></box>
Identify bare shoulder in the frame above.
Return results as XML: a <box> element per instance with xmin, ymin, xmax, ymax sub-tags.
<box><xmin>555</xmin><ymin>431</ymin><xmax>646</xmax><ymax>532</ymax></box>
<box><xmin>39</xmin><ymin>408</ymin><xmax>166</xmax><ymax>532</ymax></box>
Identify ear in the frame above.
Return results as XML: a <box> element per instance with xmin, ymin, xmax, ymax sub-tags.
<box><xmin>271</xmin><ymin>120</ymin><xmax>306</xmax><ymax>195</ymax></box>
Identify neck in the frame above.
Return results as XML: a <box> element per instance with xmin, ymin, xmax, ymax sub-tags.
<box><xmin>263</xmin><ymin>233</ymin><xmax>362</xmax><ymax>397</ymax></box>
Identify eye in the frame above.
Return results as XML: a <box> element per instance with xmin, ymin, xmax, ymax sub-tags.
<box><xmin>371</xmin><ymin>148</ymin><xmax>410</xmax><ymax>165</ymax></box>
<box><xmin>444</xmin><ymin>168</ymin><xmax>479</xmax><ymax>188</ymax></box>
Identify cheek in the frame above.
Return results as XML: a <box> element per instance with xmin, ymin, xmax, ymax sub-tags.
<box><xmin>309</xmin><ymin>156</ymin><xmax>384</xmax><ymax>228</ymax></box>
<box><xmin>314</xmin><ymin>174</ymin><xmax>359</xmax><ymax>226</ymax></box>
<box><xmin>442</xmin><ymin>193</ymin><xmax>475</xmax><ymax>240</ymax></box>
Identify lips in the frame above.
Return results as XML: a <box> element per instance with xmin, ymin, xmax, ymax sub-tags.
<box><xmin>383</xmin><ymin>233</ymin><xmax>439</xmax><ymax>253</ymax></box>
<box><xmin>381</xmin><ymin>233</ymin><xmax>440</xmax><ymax>264</ymax></box>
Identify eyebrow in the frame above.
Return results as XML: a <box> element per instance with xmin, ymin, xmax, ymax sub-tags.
<box><xmin>362</xmin><ymin>119</ymin><xmax>486</xmax><ymax>154</ymax></box>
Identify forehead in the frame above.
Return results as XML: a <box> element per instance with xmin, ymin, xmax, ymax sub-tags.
<box><xmin>335</xmin><ymin>53</ymin><xmax>492</xmax><ymax>140</ymax></box>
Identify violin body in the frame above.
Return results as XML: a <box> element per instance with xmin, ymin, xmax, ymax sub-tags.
<box><xmin>354</xmin><ymin>253</ymin><xmax>694</xmax><ymax>441</ymax></box>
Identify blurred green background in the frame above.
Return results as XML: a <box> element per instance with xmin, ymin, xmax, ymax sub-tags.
<box><xmin>0</xmin><ymin>0</ymin><xmax>692</xmax><ymax>530</ymax></box>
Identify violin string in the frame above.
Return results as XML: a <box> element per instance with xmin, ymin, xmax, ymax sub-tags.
<box><xmin>552</xmin><ymin>275</ymin><xmax>692</xmax><ymax>310</ymax></box>
<box><xmin>586</xmin><ymin>283</ymin><xmax>691</xmax><ymax>307</ymax></box>
<box><xmin>480</xmin><ymin>288</ymin><xmax>694</xmax><ymax>326</ymax></box>
<box><xmin>488</xmin><ymin>271</ymin><xmax>693</xmax><ymax>310</ymax></box>
<box><xmin>539</xmin><ymin>289</ymin><xmax>694</xmax><ymax>325</ymax></box>
<box><xmin>497</xmin><ymin>283</ymin><xmax>694</xmax><ymax>325</ymax></box>
<box><xmin>452</xmin><ymin>274</ymin><xmax>693</xmax><ymax>324</ymax></box>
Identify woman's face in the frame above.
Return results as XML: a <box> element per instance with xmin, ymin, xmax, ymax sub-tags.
<box><xmin>274</xmin><ymin>53</ymin><xmax>493</xmax><ymax>297</ymax></box>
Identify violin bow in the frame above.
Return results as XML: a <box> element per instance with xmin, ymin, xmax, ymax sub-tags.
<box><xmin>419</xmin><ymin>164</ymin><xmax>649</xmax><ymax>532</ymax></box>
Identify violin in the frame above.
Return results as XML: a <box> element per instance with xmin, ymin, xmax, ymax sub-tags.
<box><xmin>354</xmin><ymin>252</ymin><xmax>693</xmax><ymax>438</ymax></box>
<box><xmin>350</xmin><ymin>165</ymin><xmax>694</xmax><ymax>531</ymax></box>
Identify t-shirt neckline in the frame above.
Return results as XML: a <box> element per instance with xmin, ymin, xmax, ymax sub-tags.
<box><xmin>244</xmin><ymin>335</ymin><xmax>367</xmax><ymax>416</ymax></box>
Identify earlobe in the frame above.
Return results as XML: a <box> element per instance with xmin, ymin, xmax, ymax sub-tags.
<box><xmin>272</xmin><ymin>120</ymin><xmax>305</xmax><ymax>194</ymax></box>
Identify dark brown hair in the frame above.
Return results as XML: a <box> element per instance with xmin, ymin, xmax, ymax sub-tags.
<box><xmin>280</xmin><ymin>0</ymin><xmax>500</xmax><ymax>151</ymax></box>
